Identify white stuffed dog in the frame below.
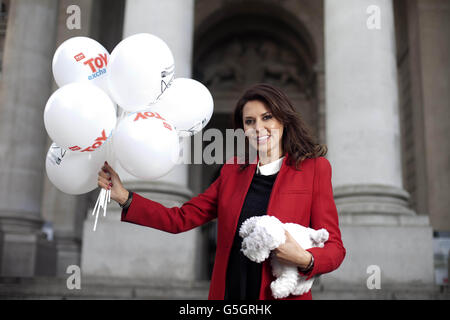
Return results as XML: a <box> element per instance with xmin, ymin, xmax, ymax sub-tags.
<box><xmin>239</xmin><ymin>215</ymin><xmax>329</xmax><ymax>299</ymax></box>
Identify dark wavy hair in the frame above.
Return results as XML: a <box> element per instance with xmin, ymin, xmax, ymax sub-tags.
<box><xmin>233</xmin><ymin>83</ymin><xmax>327</xmax><ymax>170</ymax></box>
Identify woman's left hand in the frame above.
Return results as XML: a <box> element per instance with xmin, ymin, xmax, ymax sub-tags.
<box><xmin>273</xmin><ymin>230</ymin><xmax>312</xmax><ymax>269</ymax></box>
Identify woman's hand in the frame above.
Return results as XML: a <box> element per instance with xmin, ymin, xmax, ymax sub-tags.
<box><xmin>97</xmin><ymin>161</ymin><xmax>129</xmax><ymax>205</ymax></box>
<box><xmin>273</xmin><ymin>230</ymin><xmax>312</xmax><ymax>269</ymax></box>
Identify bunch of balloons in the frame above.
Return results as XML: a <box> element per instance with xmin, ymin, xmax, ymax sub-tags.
<box><xmin>44</xmin><ymin>33</ymin><xmax>214</xmax><ymax>197</ymax></box>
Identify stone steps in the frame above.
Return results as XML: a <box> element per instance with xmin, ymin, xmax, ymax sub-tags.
<box><xmin>0</xmin><ymin>276</ymin><xmax>209</xmax><ymax>300</ymax></box>
<box><xmin>0</xmin><ymin>276</ymin><xmax>448</xmax><ymax>300</ymax></box>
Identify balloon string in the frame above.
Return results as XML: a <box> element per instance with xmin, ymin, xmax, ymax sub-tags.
<box><xmin>103</xmin><ymin>189</ymin><xmax>108</xmax><ymax>217</ymax></box>
<box><xmin>92</xmin><ymin>188</ymin><xmax>111</xmax><ymax>231</ymax></box>
<box><xmin>92</xmin><ymin>190</ymin><xmax>102</xmax><ymax>217</ymax></box>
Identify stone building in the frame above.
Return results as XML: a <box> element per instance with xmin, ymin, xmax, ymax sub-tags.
<box><xmin>0</xmin><ymin>0</ymin><xmax>448</xmax><ymax>299</ymax></box>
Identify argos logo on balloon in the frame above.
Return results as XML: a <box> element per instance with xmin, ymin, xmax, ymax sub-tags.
<box><xmin>74</xmin><ymin>52</ymin><xmax>85</xmax><ymax>62</ymax></box>
<box><xmin>133</xmin><ymin>111</ymin><xmax>173</xmax><ymax>131</ymax></box>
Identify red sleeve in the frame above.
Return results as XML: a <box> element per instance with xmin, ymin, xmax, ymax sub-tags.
<box><xmin>300</xmin><ymin>157</ymin><xmax>346</xmax><ymax>280</ymax></box>
<box><xmin>120</xmin><ymin>168</ymin><xmax>223</xmax><ymax>234</ymax></box>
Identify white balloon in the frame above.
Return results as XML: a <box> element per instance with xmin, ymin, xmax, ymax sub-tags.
<box><xmin>44</xmin><ymin>82</ymin><xmax>116</xmax><ymax>153</ymax></box>
<box><xmin>149</xmin><ymin>78</ymin><xmax>214</xmax><ymax>137</ymax></box>
<box><xmin>52</xmin><ymin>37</ymin><xmax>110</xmax><ymax>94</ymax></box>
<box><xmin>107</xmin><ymin>33</ymin><xmax>175</xmax><ymax>112</ymax></box>
<box><xmin>46</xmin><ymin>142</ymin><xmax>106</xmax><ymax>195</ymax></box>
<box><xmin>113</xmin><ymin>110</ymin><xmax>179</xmax><ymax>180</ymax></box>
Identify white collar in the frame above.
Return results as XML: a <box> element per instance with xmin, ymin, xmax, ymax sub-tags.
<box><xmin>256</xmin><ymin>156</ymin><xmax>285</xmax><ymax>176</ymax></box>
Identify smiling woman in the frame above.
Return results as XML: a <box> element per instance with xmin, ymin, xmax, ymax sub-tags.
<box><xmin>99</xmin><ymin>83</ymin><xmax>345</xmax><ymax>300</ymax></box>
<box><xmin>242</xmin><ymin>100</ymin><xmax>285</xmax><ymax>165</ymax></box>
<box><xmin>233</xmin><ymin>83</ymin><xmax>327</xmax><ymax>169</ymax></box>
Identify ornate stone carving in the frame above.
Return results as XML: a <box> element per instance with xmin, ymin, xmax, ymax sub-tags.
<box><xmin>198</xmin><ymin>37</ymin><xmax>312</xmax><ymax>96</ymax></box>
<box><xmin>259</xmin><ymin>41</ymin><xmax>309</xmax><ymax>93</ymax></box>
<box><xmin>202</xmin><ymin>40</ymin><xmax>245</xmax><ymax>88</ymax></box>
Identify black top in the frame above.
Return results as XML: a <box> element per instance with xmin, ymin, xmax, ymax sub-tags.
<box><xmin>224</xmin><ymin>172</ymin><xmax>278</xmax><ymax>300</ymax></box>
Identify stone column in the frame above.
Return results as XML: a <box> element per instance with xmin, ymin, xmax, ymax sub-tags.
<box><xmin>120</xmin><ymin>0</ymin><xmax>193</xmax><ymax>188</ymax></box>
<box><xmin>0</xmin><ymin>0</ymin><xmax>58</xmax><ymax>276</ymax></box>
<box><xmin>324</xmin><ymin>0</ymin><xmax>433</xmax><ymax>288</ymax></box>
<box><xmin>40</xmin><ymin>0</ymin><xmax>98</xmax><ymax>277</ymax></box>
<box><xmin>416</xmin><ymin>0</ymin><xmax>450</xmax><ymax>232</ymax></box>
<box><xmin>81</xmin><ymin>0</ymin><xmax>202</xmax><ymax>282</ymax></box>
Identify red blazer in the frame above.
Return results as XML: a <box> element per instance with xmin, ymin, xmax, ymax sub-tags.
<box><xmin>121</xmin><ymin>156</ymin><xmax>346</xmax><ymax>300</ymax></box>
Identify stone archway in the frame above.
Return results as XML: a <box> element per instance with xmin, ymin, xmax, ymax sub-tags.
<box><xmin>194</xmin><ymin>2</ymin><xmax>320</xmax><ymax>189</ymax></box>
<box><xmin>192</xmin><ymin>1</ymin><xmax>320</xmax><ymax>279</ymax></box>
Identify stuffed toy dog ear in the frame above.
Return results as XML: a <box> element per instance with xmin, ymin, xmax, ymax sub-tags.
<box><xmin>309</xmin><ymin>228</ymin><xmax>329</xmax><ymax>248</ymax></box>
<box><xmin>239</xmin><ymin>216</ymin><xmax>259</xmax><ymax>238</ymax></box>
<box><xmin>256</xmin><ymin>216</ymin><xmax>286</xmax><ymax>249</ymax></box>
<box><xmin>240</xmin><ymin>215</ymin><xmax>286</xmax><ymax>263</ymax></box>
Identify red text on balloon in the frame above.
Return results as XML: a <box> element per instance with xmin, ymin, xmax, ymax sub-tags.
<box><xmin>133</xmin><ymin>111</ymin><xmax>173</xmax><ymax>131</ymax></box>
<box><xmin>83</xmin><ymin>53</ymin><xmax>108</xmax><ymax>73</ymax></box>
<box><xmin>69</xmin><ymin>129</ymin><xmax>108</xmax><ymax>152</ymax></box>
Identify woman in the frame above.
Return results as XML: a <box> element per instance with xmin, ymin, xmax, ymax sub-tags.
<box><xmin>98</xmin><ymin>83</ymin><xmax>346</xmax><ymax>300</ymax></box>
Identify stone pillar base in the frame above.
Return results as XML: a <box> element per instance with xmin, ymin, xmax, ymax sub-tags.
<box><xmin>55</xmin><ymin>233</ymin><xmax>81</xmax><ymax>277</ymax></box>
<box><xmin>334</xmin><ymin>184</ymin><xmax>415</xmax><ymax>216</ymax></box>
<box><xmin>81</xmin><ymin>182</ymin><xmax>207</xmax><ymax>282</ymax></box>
<box><xmin>320</xmin><ymin>214</ymin><xmax>434</xmax><ymax>287</ymax></box>
<box><xmin>0</xmin><ymin>231</ymin><xmax>56</xmax><ymax>277</ymax></box>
